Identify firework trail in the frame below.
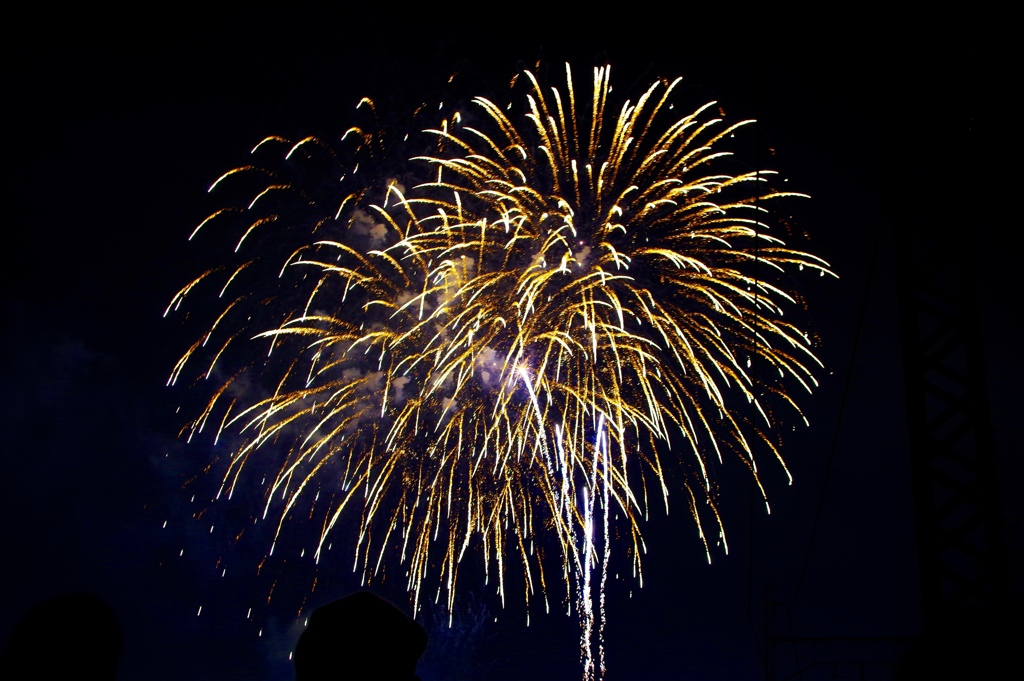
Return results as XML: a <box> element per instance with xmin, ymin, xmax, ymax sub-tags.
<box><xmin>167</xmin><ymin>64</ymin><xmax>834</xmax><ymax>679</ymax></box>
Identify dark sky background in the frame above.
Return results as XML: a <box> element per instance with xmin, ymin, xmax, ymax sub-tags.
<box><xmin>2</xmin><ymin>9</ymin><xmax>1018</xmax><ymax>680</ymax></box>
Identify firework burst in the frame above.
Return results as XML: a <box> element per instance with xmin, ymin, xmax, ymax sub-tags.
<box><xmin>167</xmin><ymin>64</ymin><xmax>834</xmax><ymax>679</ymax></box>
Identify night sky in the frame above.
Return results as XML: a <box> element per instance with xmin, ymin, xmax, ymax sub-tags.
<box><xmin>3</xmin><ymin>10</ymin><xmax>1018</xmax><ymax>680</ymax></box>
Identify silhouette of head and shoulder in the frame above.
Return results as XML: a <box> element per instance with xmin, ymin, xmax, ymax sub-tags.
<box><xmin>0</xmin><ymin>592</ymin><xmax>122</xmax><ymax>680</ymax></box>
<box><xmin>294</xmin><ymin>591</ymin><xmax>427</xmax><ymax>681</ymax></box>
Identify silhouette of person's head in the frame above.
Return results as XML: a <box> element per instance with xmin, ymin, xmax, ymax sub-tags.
<box><xmin>0</xmin><ymin>592</ymin><xmax>121</xmax><ymax>679</ymax></box>
<box><xmin>294</xmin><ymin>591</ymin><xmax>427</xmax><ymax>681</ymax></box>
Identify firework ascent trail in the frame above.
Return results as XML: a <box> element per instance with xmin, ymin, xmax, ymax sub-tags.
<box><xmin>167</xmin><ymin>63</ymin><xmax>835</xmax><ymax>679</ymax></box>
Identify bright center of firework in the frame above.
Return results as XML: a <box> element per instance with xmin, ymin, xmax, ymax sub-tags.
<box><xmin>168</xmin><ymin>62</ymin><xmax>835</xmax><ymax>681</ymax></box>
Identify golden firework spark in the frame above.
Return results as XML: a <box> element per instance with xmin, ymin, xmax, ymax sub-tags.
<box><xmin>168</xmin><ymin>63</ymin><xmax>834</xmax><ymax>679</ymax></box>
